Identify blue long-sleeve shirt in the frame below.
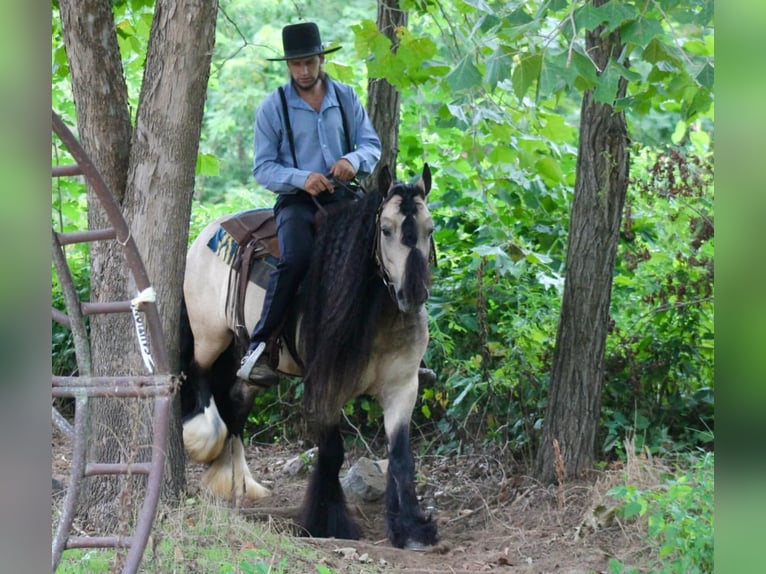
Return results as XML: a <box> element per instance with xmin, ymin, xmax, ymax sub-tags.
<box><xmin>252</xmin><ymin>76</ymin><xmax>381</xmax><ymax>194</ymax></box>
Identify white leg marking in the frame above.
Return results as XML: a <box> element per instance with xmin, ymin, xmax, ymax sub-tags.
<box><xmin>201</xmin><ymin>436</ymin><xmax>271</xmax><ymax>501</ymax></box>
<box><xmin>233</xmin><ymin>437</ymin><xmax>271</xmax><ymax>500</ymax></box>
<box><xmin>182</xmin><ymin>398</ymin><xmax>228</xmax><ymax>464</ymax></box>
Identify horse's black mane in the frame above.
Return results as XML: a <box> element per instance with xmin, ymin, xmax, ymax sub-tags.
<box><xmin>298</xmin><ymin>182</ymin><xmax>425</xmax><ymax>419</ymax></box>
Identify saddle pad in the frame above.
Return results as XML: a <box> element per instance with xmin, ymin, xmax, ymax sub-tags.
<box><xmin>207</xmin><ymin>227</ymin><xmax>239</xmax><ymax>266</ymax></box>
<box><xmin>206</xmin><ymin>227</ymin><xmax>277</xmax><ymax>289</ymax></box>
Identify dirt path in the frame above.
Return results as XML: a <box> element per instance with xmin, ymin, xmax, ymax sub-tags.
<box><xmin>53</xmin><ymin>434</ymin><xmax>650</xmax><ymax>573</ymax></box>
<box><xmin>218</xmin><ymin>443</ymin><xmax>645</xmax><ymax>573</ymax></box>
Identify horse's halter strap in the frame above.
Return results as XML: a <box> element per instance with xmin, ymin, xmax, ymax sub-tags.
<box><xmin>373</xmin><ymin>201</ymin><xmax>398</xmax><ymax>302</ymax></box>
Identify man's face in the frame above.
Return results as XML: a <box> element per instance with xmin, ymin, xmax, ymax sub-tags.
<box><xmin>287</xmin><ymin>55</ymin><xmax>323</xmax><ymax>91</ymax></box>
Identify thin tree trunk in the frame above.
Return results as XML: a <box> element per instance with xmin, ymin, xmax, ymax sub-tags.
<box><xmin>535</xmin><ymin>1</ymin><xmax>629</xmax><ymax>483</ymax></box>
<box><xmin>59</xmin><ymin>0</ymin><xmax>218</xmax><ymax>531</ymax></box>
<box><xmin>366</xmin><ymin>0</ymin><xmax>407</xmax><ymax>182</ymax></box>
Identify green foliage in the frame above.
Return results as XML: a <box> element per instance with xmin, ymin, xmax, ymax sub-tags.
<box><xmin>607</xmin><ymin>452</ymin><xmax>714</xmax><ymax>573</ymax></box>
<box><xmin>602</xmin><ymin>147</ymin><xmax>714</xmax><ymax>456</ymax></box>
<box><xmin>52</xmin><ymin>0</ymin><xmax>714</xmax><ymax>466</ymax></box>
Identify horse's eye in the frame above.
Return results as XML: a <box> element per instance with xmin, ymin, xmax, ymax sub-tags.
<box><xmin>381</xmin><ymin>227</ymin><xmax>392</xmax><ymax>238</ymax></box>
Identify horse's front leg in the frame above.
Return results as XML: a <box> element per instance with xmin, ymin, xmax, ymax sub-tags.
<box><xmin>379</xmin><ymin>376</ymin><xmax>439</xmax><ymax>549</ymax></box>
<box><xmin>297</xmin><ymin>423</ymin><xmax>360</xmax><ymax>540</ymax></box>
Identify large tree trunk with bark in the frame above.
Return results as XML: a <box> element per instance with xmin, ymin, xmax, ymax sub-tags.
<box><xmin>59</xmin><ymin>0</ymin><xmax>218</xmax><ymax>531</ymax></box>
<box><xmin>366</xmin><ymin>0</ymin><xmax>407</xmax><ymax>181</ymax></box>
<box><xmin>534</xmin><ymin>2</ymin><xmax>629</xmax><ymax>483</ymax></box>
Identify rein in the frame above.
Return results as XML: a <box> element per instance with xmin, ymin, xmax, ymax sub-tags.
<box><xmin>311</xmin><ymin>178</ymin><xmax>367</xmax><ymax>217</ymax></box>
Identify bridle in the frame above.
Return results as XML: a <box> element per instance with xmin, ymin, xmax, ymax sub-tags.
<box><xmin>373</xmin><ymin>197</ymin><xmax>397</xmax><ymax>302</ymax></box>
<box><xmin>372</xmin><ymin>188</ymin><xmax>437</xmax><ymax>304</ymax></box>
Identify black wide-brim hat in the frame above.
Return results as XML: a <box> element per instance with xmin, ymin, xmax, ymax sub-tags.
<box><xmin>266</xmin><ymin>22</ymin><xmax>342</xmax><ymax>61</ymax></box>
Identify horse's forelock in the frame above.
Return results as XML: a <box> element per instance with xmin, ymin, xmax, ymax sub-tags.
<box><xmin>402</xmin><ymin>245</ymin><xmax>430</xmax><ymax>305</ymax></box>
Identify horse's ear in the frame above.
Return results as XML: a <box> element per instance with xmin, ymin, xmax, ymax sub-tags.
<box><xmin>416</xmin><ymin>163</ymin><xmax>431</xmax><ymax>197</ymax></box>
<box><xmin>378</xmin><ymin>165</ymin><xmax>393</xmax><ymax>196</ymax></box>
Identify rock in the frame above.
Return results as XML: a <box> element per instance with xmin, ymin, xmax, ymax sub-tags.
<box><xmin>341</xmin><ymin>457</ymin><xmax>387</xmax><ymax>502</ymax></box>
<box><xmin>282</xmin><ymin>447</ymin><xmax>317</xmax><ymax>476</ymax></box>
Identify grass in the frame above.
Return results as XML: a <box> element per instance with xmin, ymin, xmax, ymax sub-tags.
<box><xmin>603</xmin><ymin>438</ymin><xmax>714</xmax><ymax>574</ymax></box>
<box><xmin>55</xmin><ymin>496</ymin><xmax>384</xmax><ymax>574</ymax></box>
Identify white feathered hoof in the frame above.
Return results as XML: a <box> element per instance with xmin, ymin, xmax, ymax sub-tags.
<box><xmin>183</xmin><ymin>399</ymin><xmax>228</xmax><ymax>464</ymax></box>
<box><xmin>201</xmin><ymin>436</ymin><xmax>271</xmax><ymax>501</ymax></box>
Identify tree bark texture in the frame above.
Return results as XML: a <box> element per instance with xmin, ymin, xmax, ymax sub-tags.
<box><xmin>59</xmin><ymin>0</ymin><xmax>133</xmax><ymax>353</ymax></box>
<box><xmin>365</xmin><ymin>0</ymin><xmax>407</xmax><ymax>182</ymax></box>
<box><xmin>59</xmin><ymin>0</ymin><xmax>218</xmax><ymax>531</ymax></box>
<box><xmin>534</xmin><ymin>1</ymin><xmax>629</xmax><ymax>483</ymax></box>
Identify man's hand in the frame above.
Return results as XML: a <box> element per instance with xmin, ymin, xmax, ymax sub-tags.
<box><xmin>304</xmin><ymin>172</ymin><xmax>334</xmax><ymax>196</ymax></box>
<box><xmin>328</xmin><ymin>158</ymin><xmax>355</xmax><ymax>182</ymax></box>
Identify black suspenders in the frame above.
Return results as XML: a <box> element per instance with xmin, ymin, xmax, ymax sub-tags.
<box><xmin>277</xmin><ymin>83</ymin><xmax>351</xmax><ymax>169</ymax></box>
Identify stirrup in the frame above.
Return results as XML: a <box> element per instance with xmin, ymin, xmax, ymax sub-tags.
<box><xmin>236</xmin><ymin>342</ymin><xmax>278</xmax><ymax>384</ymax></box>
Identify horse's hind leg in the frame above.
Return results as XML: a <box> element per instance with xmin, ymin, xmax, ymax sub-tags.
<box><xmin>380</xmin><ymin>380</ymin><xmax>439</xmax><ymax>549</ymax></box>
<box><xmin>202</xmin><ymin>432</ymin><xmax>270</xmax><ymax>501</ymax></box>
<box><xmin>297</xmin><ymin>424</ymin><xmax>360</xmax><ymax>539</ymax></box>
<box><xmin>181</xmin><ymin>318</ymin><xmax>231</xmax><ymax>464</ymax></box>
<box><xmin>181</xmin><ymin>326</ymin><xmax>271</xmax><ymax>501</ymax></box>
<box><xmin>198</xmin><ymin>350</ymin><xmax>271</xmax><ymax>501</ymax></box>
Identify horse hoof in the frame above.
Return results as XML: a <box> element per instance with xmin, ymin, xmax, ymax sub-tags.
<box><xmin>403</xmin><ymin>540</ymin><xmax>431</xmax><ymax>552</ymax></box>
<box><xmin>245</xmin><ymin>479</ymin><xmax>271</xmax><ymax>501</ymax></box>
<box><xmin>417</xmin><ymin>367</ymin><xmax>437</xmax><ymax>386</ymax></box>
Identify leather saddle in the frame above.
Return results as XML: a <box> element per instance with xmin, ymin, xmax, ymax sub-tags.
<box><xmin>219</xmin><ymin>209</ymin><xmax>280</xmax><ymax>353</ymax></box>
<box><xmin>219</xmin><ymin>198</ymin><xmax>358</xmax><ymax>371</ymax></box>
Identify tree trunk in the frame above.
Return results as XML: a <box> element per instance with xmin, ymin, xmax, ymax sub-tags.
<box><xmin>59</xmin><ymin>0</ymin><xmax>218</xmax><ymax>531</ymax></box>
<box><xmin>534</xmin><ymin>2</ymin><xmax>629</xmax><ymax>483</ymax></box>
<box><xmin>366</xmin><ymin>0</ymin><xmax>407</xmax><ymax>182</ymax></box>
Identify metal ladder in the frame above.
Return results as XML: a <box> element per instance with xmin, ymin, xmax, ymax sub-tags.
<box><xmin>51</xmin><ymin>110</ymin><xmax>177</xmax><ymax>573</ymax></box>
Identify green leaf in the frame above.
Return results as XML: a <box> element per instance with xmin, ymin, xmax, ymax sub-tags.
<box><xmin>695</xmin><ymin>62</ymin><xmax>714</xmax><ymax>90</ymax></box>
<box><xmin>620</xmin><ymin>17</ymin><xmax>663</xmax><ymax>49</ymax></box>
<box><xmin>535</xmin><ymin>157</ymin><xmax>564</xmax><ymax>186</ymax></box>
<box><xmin>511</xmin><ymin>53</ymin><xmax>542</xmax><ymax>99</ymax></box>
<box><xmin>643</xmin><ymin>37</ymin><xmax>676</xmax><ymax>64</ymax></box>
<box><xmin>593</xmin><ymin>61</ymin><xmax>622</xmax><ymax>104</ymax></box>
<box><xmin>541</xmin><ymin>114</ymin><xmax>575</xmax><ymax>142</ymax></box>
<box><xmin>453</xmin><ymin>380</ymin><xmax>476</xmax><ymax>406</ymax></box>
<box><xmin>461</xmin><ymin>0</ymin><xmax>494</xmax><ymax>15</ymax></box>
<box><xmin>489</xmin><ymin>145</ymin><xmax>517</xmax><ymax>165</ymax></box>
<box><xmin>574</xmin><ymin>3</ymin><xmax>603</xmax><ymax>31</ymax></box>
<box><xmin>196</xmin><ymin>153</ymin><xmax>220</xmax><ymax>176</ymax></box>
<box><xmin>445</xmin><ymin>54</ymin><xmax>483</xmax><ymax>92</ymax></box>
<box><xmin>684</xmin><ymin>87</ymin><xmax>713</xmax><ymax>120</ymax></box>
<box><xmin>596</xmin><ymin>2</ymin><xmax>638</xmax><ymax>33</ymax></box>
<box><xmin>485</xmin><ymin>48</ymin><xmax>513</xmax><ymax>91</ymax></box>
<box><xmin>623</xmin><ymin>500</ymin><xmax>644</xmax><ymax>519</ymax></box>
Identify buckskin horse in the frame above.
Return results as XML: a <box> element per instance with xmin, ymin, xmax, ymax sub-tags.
<box><xmin>180</xmin><ymin>164</ymin><xmax>438</xmax><ymax>549</ymax></box>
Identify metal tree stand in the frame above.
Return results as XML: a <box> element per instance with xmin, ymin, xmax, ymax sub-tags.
<box><xmin>51</xmin><ymin>110</ymin><xmax>177</xmax><ymax>573</ymax></box>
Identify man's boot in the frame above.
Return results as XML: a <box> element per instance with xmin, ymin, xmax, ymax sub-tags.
<box><xmin>236</xmin><ymin>341</ymin><xmax>279</xmax><ymax>386</ymax></box>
